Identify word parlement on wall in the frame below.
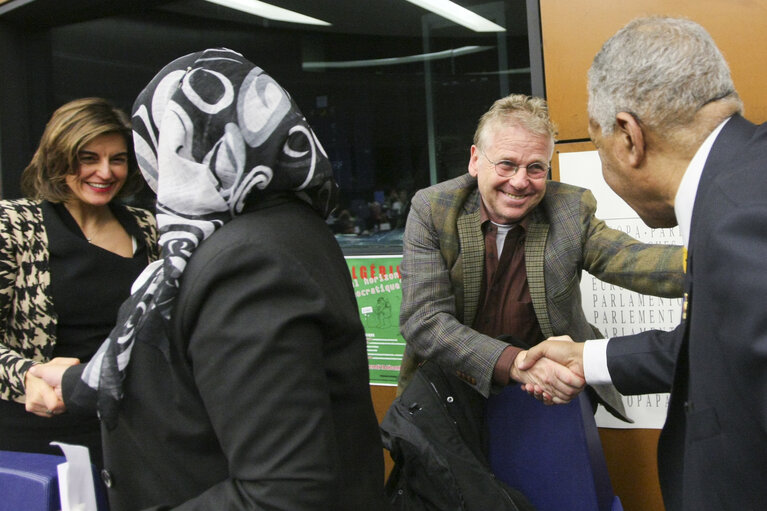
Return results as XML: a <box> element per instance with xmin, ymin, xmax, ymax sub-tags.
<box><xmin>560</xmin><ymin>150</ymin><xmax>681</xmax><ymax>429</ymax></box>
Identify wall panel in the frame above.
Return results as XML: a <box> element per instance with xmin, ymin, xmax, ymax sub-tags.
<box><xmin>541</xmin><ymin>0</ymin><xmax>767</xmax><ymax>142</ymax></box>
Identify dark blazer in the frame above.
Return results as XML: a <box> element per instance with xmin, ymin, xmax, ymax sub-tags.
<box><xmin>66</xmin><ymin>197</ymin><xmax>387</xmax><ymax>511</ymax></box>
<box><xmin>605</xmin><ymin>115</ymin><xmax>767</xmax><ymax>511</ymax></box>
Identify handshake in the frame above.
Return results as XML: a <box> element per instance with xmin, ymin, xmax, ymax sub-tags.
<box><xmin>24</xmin><ymin>357</ymin><xmax>79</xmax><ymax>418</ymax></box>
<box><xmin>24</xmin><ymin>337</ymin><xmax>589</xmax><ymax>415</ymax></box>
<box><xmin>512</xmin><ymin>335</ymin><xmax>586</xmax><ymax>405</ymax></box>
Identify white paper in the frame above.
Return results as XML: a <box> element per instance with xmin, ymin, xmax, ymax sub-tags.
<box><xmin>559</xmin><ymin>150</ymin><xmax>680</xmax><ymax>429</ymax></box>
<box><xmin>51</xmin><ymin>441</ymin><xmax>98</xmax><ymax>511</ymax></box>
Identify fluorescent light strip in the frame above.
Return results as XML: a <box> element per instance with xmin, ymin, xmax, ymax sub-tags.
<box><xmin>405</xmin><ymin>0</ymin><xmax>505</xmax><ymax>32</ymax></box>
<box><xmin>302</xmin><ymin>45</ymin><xmax>492</xmax><ymax>70</ymax></box>
<box><xmin>204</xmin><ymin>0</ymin><xmax>331</xmax><ymax>26</ymax></box>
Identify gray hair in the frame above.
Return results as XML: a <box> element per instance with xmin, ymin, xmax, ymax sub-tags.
<box><xmin>588</xmin><ymin>16</ymin><xmax>742</xmax><ymax>134</ymax></box>
<box><xmin>474</xmin><ymin>93</ymin><xmax>557</xmax><ymax>148</ymax></box>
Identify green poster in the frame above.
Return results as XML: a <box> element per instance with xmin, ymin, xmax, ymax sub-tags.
<box><xmin>345</xmin><ymin>255</ymin><xmax>405</xmax><ymax>386</ymax></box>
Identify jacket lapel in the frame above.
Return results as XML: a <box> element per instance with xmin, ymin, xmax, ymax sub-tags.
<box><xmin>526</xmin><ymin>211</ymin><xmax>552</xmax><ymax>337</ymax></box>
<box><xmin>457</xmin><ymin>193</ymin><xmax>483</xmax><ymax>328</ymax></box>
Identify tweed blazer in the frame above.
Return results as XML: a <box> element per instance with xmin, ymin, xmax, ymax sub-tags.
<box><xmin>399</xmin><ymin>174</ymin><xmax>684</xmax><ymax>407</ymax></box>
<box><xmin>0</xmin><ymin>199</ymin><xmax>159</xmax><ymax>402</ymax></box>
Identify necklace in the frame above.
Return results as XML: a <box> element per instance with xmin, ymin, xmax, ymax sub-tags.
<box><xmin>83</xmin><ymin>224</ymin><xmax>106</xmax><ymax>243</ymax></box>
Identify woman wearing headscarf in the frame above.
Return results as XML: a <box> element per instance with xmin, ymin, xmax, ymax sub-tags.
<box><xmin>0</xmin><ymin>97</ymin><xmax>158</xmax><ymax>466</ymax></box>
<box><xmin>31</xmin><ymin>48</ymin><xmax>388</xmax><ymax>510</ymax></box>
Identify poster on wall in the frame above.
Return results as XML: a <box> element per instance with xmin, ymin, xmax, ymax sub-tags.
<box><xmin>345</xmin><ymin>254</ymin><xmax>406</xmax><ymax>386</ymax></box>
<box><xmin>559</xmin><ymin>150</ymin><xmax>683</xmax><ymax>429</ymax></box>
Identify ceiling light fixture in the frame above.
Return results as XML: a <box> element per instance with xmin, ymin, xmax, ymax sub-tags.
<box><xmin>404</xmin><ymin>0</ymin><xmax>505</xmax><ymax>32</ymax></box>
<box><xmin>204</xmin><ymin>0</ymin><xmax>331</xmax><ymax>26</ymax></box>
<box><xmin>303</xmin><ymin>45</ymin><xmax>492</xmax><ymax>70</ymax></box>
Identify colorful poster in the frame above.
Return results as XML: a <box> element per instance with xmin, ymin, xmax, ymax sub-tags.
<box><xmin>345</xmin><ymin>255</ymin><xmax>406</xmax><ymax>386</ymax></box>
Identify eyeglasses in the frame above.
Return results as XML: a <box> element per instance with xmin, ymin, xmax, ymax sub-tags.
<box><xmin>479</xmin><ymin>149</ymin><xmax>550</xmax><ymax>180</ymax></box>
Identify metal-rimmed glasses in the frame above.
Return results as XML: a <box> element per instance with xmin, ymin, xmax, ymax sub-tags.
<box><xmin>479</xmin><ymin>148</ymin><xmax>550</xmax><ymax>180</ymax></box>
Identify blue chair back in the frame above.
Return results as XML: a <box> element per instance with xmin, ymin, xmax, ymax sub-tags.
<box><xmin>0</xmin><ymin>450</ymin><xmax>108</xmax><ymax>511</ymax></box>
<box><xmin>486</xmin><ymin>386</ymin><xmax>623</xmax><ymax>511</ymax></box>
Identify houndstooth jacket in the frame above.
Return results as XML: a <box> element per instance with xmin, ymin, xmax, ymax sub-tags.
<box><xmin>0</xmin><ymin>198</ymin><xmax>159</xmax><ymax>402</ymax></box>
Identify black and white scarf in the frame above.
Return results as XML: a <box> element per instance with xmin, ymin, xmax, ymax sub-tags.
<box><xmin>75</xmin><ymin>48</ymin><xmax>337</xmax><ymax>428</ymax></box>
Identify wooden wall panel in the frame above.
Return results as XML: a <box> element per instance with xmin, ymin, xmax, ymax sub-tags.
<box><xmin>599</xmin><ymin>428</ymin><xmax>664</xmax><ymax>511</ymax></box>
<box><xmin>371</xmin><ymin>385</ymin><xmax>397</xmax><ymax>479</ymax></box>
<box><xmin>541</xmin><ymin>0</ymin><xmax>767</xmax><ymax>141</ymax></box>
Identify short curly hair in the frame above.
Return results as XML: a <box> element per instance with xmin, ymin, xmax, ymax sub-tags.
<box><xmin>21</xmin><ymin>97</ymin><xmax>143</xmax><ymax>202</ymax></box>
<box><xmin>588</xmin><ymin>16</ymin><xmax>742</xmax><ymax>135</ymax></box>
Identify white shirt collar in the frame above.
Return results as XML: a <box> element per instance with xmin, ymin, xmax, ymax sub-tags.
<box><xmin>490</xmin><ymin>221</ymin><xmax>514</xmax><ymax>257</ymax></box>
<box><xmin>674</xmin><ymin>117</ymin><xmax>731</xmax><ymax>247</ymax></box>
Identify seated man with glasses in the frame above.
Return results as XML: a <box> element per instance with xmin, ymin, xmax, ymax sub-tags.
<box><xmin>397</xmin><ymin>93</ymin><xmax>685</xmax><ymax>419</ymax></box>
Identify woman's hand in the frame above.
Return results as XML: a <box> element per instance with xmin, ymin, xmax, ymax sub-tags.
<box><xmin>25</xmin><ymin>357</ymin><xmax>80</xmax><ymax>418</ymax></box>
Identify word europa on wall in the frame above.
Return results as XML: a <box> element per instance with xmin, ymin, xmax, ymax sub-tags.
<box><xmin>610</xmin><ymin>223</ymin><xmax>681</xmax><ymax>244</ymax></box>
<box><xmin>624</xmin><ymin>393</ymin><xmax>670</xmax><ymax>410</ymax></box>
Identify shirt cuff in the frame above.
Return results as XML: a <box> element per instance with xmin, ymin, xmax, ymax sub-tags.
<box><xmin>583</xmin><ymin>338</ymin><xmax>612</xmax><ymax>385</ymax></box>
<box><xmin>493</xmin><ymin>346</ymin><xmax>522</xmax><ymax>386</ymax></box>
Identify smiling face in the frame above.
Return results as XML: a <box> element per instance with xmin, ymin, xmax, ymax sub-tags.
<box><xmin>468</xmin><ymin>123</ymin><xmax>553</xmax><ymax>225</ymax></box>
<box><xmin>65</xmin><ymin>132</ymin><xmax>129</xmax><ymax>208</ymax></box>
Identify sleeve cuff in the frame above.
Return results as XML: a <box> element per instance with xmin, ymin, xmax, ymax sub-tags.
<box><xmin>61</xmin><ymin>364</ymin><xmax>98</xmax><ymax>416</ymax></box>
<box><xmin>583</xmin><ymin>338</ymin><xmax>612</xmax><ymax>385</ymax></box>
<box><xmin>493</xmin><ymin>346</ymin><xmax>522</xmax><ymax>386</ymax></box>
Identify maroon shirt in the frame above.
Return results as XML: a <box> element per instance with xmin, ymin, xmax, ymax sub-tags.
<box><xmin>472</xmin><ymin>202</ymin><xmax>543</xmax><ymax>386</ymax></box>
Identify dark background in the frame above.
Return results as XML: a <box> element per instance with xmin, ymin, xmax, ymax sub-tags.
<box><xmin>0</xmin><ymin>0</ymin><xmax>543</xmax><ymax>227</ymax></box>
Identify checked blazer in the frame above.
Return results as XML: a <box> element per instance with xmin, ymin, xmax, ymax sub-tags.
<box><xmin>399</xmin><ymin>173</ymin><xmax>684</xmax><ymax>417</ymax></box>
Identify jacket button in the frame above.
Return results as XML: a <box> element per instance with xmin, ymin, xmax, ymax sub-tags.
<box><xmin>683</xmin><ymin>401</ymin><xmax>693</xmax><ymax>413</ymax></box>
<box><xmin>100</xmin><ymin>468</ymin><xmax>114</xmax><ymax>488</ymax></box>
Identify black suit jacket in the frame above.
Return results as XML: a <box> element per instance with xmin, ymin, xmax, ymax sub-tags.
<box><xmin>605</xmin><ymin>115</ymin><xmax>767</xmax><ymax>511</ymax></box>
<box><xmin>66</xmin><ymin>198</ymin><xmax>388</xmax><ymax>511</ymax></box>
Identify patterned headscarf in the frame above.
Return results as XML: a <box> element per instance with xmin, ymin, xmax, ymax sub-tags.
<box><xmin>76</xmin><ymin>48</ymin><xmax>337</xmax><ymax>428</ymax></box>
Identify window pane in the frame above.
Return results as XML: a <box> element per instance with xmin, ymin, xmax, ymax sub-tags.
<box><xmin>43</xmin><ymin>1</ymin><xmax>531</xmax><ymax>254</ymax></box>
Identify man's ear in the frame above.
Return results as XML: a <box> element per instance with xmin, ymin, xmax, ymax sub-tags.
<box><xmin>614</xmin><ymin>112</ymin><xmax>646</xmax><ymax>168</ymax></box>
<box><xmin>468</xmin><ymin>145</ymin><xmax>480</xmax><ymax>177</ymax></box>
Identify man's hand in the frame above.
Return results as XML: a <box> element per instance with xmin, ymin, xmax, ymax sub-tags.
<box><xmin>510</xmin><ymin>341</ymin><xmax>585</xmax><ymax>405</ymax></box>
<box><xmin>25</xmin><ymin>357</ymin><xmax>79</xmax><ymax>418</ymax></box>
<box><xmin>516</xmin><ymin>336</ymin><xmax>585</xmax><ymax>403</ymax></box>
